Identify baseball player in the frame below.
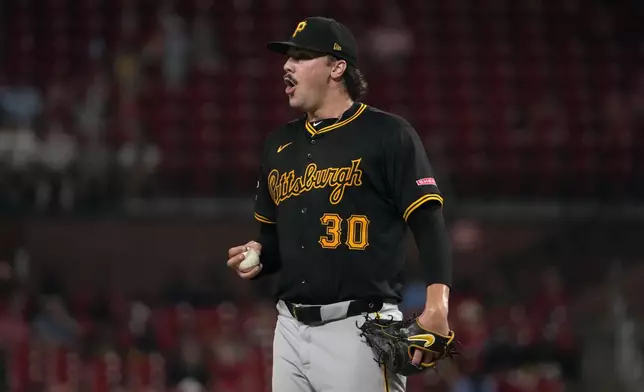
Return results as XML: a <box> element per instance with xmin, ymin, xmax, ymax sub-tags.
<box><xmin>226</xmin><ymin>17</ymin><xmax>453</xmax><ymax>392</ymax></box>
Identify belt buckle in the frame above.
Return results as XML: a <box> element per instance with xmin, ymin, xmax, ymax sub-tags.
<box><xmin>292</xmin><ymin>304</ymin><xmax>302</xmax><ymax>320</ymax></box>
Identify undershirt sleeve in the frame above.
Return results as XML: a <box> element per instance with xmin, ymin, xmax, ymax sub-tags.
<box><xmin>406</xmin><ymin>204</ymin><xmax>452</xmax><ymax>288</ymax></box>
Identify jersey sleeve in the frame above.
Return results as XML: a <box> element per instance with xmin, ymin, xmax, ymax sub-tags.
<box><xmin>385</xmin><ymin>121</ymin><xmax>443</xmax><ymax>222</ymax></box>
<box><xmin>253</xmin><ymin>141</ymin><xmax>277</xmax><ymax>224</ymax></box>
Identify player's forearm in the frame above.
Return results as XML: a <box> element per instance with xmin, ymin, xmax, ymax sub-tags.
<box><xmin>252</xmin><ymin>222</ymin><xmax>282</xmax><ymax>278</ymax></box>
<box><xmin>407</xmin><ymin>205</ymin><xmax>452</xmax><ymax>333</ymax></box>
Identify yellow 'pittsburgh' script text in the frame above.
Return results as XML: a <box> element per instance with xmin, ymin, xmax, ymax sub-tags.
<box><xmin>268</xmin><ymin>159</ymin><xmax>363</xmax><ymax>205</ymax></box>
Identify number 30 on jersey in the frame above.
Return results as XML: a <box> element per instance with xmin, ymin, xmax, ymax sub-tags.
<box><xmin>319</xmin><ymin>213</ymin><xmax>370</xmax><ymax>250</ymax></box>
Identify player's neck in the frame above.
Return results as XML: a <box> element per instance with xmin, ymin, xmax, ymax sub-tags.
<box><xmin>307</xmin><ymin>94</ymin><xmax>354</xmax><ymax>122</ymax></box>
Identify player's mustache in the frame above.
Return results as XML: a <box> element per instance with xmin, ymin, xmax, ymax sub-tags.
<box><xmin>284</xmin><ymin>74</ymin><xmax>298</xmax><ymax>86</ymax></box>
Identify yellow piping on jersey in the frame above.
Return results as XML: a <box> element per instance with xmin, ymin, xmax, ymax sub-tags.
<box><xmin>254</xmin><ymin>212</ymin><xmax>276</xmax><ymax>224</ymax></box>
<box><xmin>305</xmin><ymin>103</ymin><xmax>367</xmax><ymax>136</ymax></box>
<box><xmin>403</xmin><ymin>194</ymin><xmax>444</xmax><ymax>221</ymax></box>
<box><xmin>383</xmin><ymin>364</ymin><xmax>390</xmax><ymax>392</ymax></box>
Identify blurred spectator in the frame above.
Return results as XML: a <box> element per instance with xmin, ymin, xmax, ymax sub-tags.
<box><xmin>531</xmin><ymin>267</ymin><xmax>568</xmax><ymax>322</ymax></box>
<box><xmin>192</xmin><ymin>0</ymin><xmax>224</xmax><ymax>74</ymax></box>
<box><xmin>0</xmin><ymin>121</ymin><xmax>39</xmax><ymax>174</ymax></box>
<box><xmin>42</xmin><ymin>79</ymin><xmax>74</xmax><ymax>128</ymax></box>
<box><xmin>74</xmin><ymin>68</ymin><xmax>111</xmax><ymax>139</ymax></box>
<box><xmin>364</xmin><ymin>3</ymin><xmax>414</xmax><ymax>70</ymax></box>
<box><xmin>211</xmin><ymin>302</ymin><xmax>264</xmax><ymax>392</ymax></box>
<box><xmin>35</xmin><ymin>121</ymin><xmax>78</xmax><ymax>211</ymax></box>
<box><xmin>175</xmin><ymin>378</ymin><xmax>208</xmax><ymax>392</ymax></box>
<box><xmin>0</xmin><ymin>292</ymin><xmax>29</xmax><ymax>350</ymax></box>
<box><xmin>143</xmin><ymin>0</ymin><xmax>191</xmax><ymax>90</ymax></box>
<box><xmin>507</xmin><ymin>304</ymin><xmax>539</xmax><ymax>348</ymax></box>
<box><xmin>496</xmin><ymin>366</ymin><xmax>564</xmax><ymax>392</ymax></box>
<box><xmin>115</xmin><ymin>120</ymin><xmax>161</xmax><ymax>199</ymax></box>
<box><xmin>114</xmin><ymin>1</ymin><xmax>142</xmax><ymax>96</ymax></box>
<box><xmin>75</xmin><ymin>132</ymin><xmax>113</xmax><ymax>208</ymax></box>
<box><xmin>31</xmin><ymin>295</ymin><xmax>80</xmax><ymax>348</ymax></box>
<box><xmin>450</xmin><ymin>372</ymin><xmax>496</xmax><ymax>392</ymax></box>
<box><xmin>0</xmin><ymin>260</ymin><xmax>15</xmax><ymax>297</ymax></box>
<box><xmin>400</xmin><ymin>280</ymin><xmax>428</xmax><ymax>314</ymax></box>
<box><xmin>450</xmin><ymin>220</ymin><xmax>483</xmax><ymax>252</ymax></box>
<box><xmin>528</xmin><ymin>268</ymin><xmax>574</xmax><ymax>347</ymax></box>
<box><xmin>243</xmin><ymin>300</ymin><xmax>277</xmax><ymax>350</ymax></box>
<box><xmin>0</xmin><ymin>75</ymin><xmax>43</xmax><ymax>129</ymax></box>
<box><xmin>126</xmin><ymin>300</ymin><xmax>157</xmax><ymax>354</ymax></box>
<box><xmin>88</xmin><ymin>35</ymin><xmax>107</xmax><ymax>65</ymax></box>
<box><xmin>454</xmin><ymin>299</ymin><xmax>489</xmax><ymax>373</ymax></box>
<box><xmin>115</xmin><ymin>92</ymin><xmax>142</xmax><ymax>130</ymax></box>
<box><xmin>114</xmin><ymin>45</ymin><xmax>142</xmax><ymax>98</ymax></box>
<box><xmin>83</xmin><ymin>293</ymin><xmax>120</xmax><ymax>358</ymax></box>
<box><xmin>166</xmin><ymin>335</ymin><xmax>211</xmax><ymax>392</ymax></box>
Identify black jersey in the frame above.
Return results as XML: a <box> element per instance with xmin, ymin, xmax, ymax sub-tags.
<box><xmin>253</xmin><ymin>102</ymin><xmax>443</xmax><ymax>305</ymax></box>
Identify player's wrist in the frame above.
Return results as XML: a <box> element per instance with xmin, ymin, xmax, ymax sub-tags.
<box><xmin>418</xmin><ymin>310</ymin><xmax>450</xmax><ymax>335</ymax></box>
<box><xmin>422</xmin><ymin>283</ymin><xmax>450</xmax><ymax>323</ymax></box>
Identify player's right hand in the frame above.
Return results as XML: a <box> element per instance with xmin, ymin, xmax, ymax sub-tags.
<box><xmin>227</xmin><ymin>241</ymin><xmax>263</xmax><ymax>279</ymax></box>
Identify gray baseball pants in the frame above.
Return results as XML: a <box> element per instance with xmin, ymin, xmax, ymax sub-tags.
<box><xmin>271</xmin><ymin>299</ymin><xmax>407</xmax><ymax>392</ymax></box>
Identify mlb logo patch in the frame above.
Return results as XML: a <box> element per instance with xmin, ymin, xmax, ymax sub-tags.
<box><xmin>416</xmin><ymin>177</ymin><xmax>436</xmax><ymax>186</ymax></box>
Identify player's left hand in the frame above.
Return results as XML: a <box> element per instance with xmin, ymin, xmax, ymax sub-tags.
<box><xmin>358</xmin><ymin>311</ymin><xmax>456</xmax><ymax>376</ymax></box>
<box><xmin>412</xmin><ymin>313</ymin><xmax>450</xmax><ymax>367</ymax></box>
<box><xmin>411</xmin><ymin>345</ymin><xmax>438</xmax><ymax>367</ymax></box>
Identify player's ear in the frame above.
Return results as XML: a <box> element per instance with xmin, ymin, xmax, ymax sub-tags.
<box><xmin>329</xmin><ymin>58</ymin><xmax>348</xmax><ymax>80</ymax></box>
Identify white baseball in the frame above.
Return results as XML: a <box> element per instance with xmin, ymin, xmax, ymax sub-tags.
<box><xmin>238</xmin><ymin>248</ymin><xmax>260</xmax><ymax>270</ymax></box>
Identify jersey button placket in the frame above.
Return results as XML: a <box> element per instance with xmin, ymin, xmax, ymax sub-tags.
<box><xmin>300</xmin><ymin>200</ymin><xmax>307</xmax><ymax>248</ymax></box>
<box><xmin>301</xmin><ymin>139</ymin><xmax>313</xmax><ymax>270</ymax></box>
<box><xmin>300</xmin><ymin>132</ymin><xmax>309</xmax><ymax>248</ymax></box>
<box><xmin>308</xmin><ymin>135</ymin><xmax>316</xmax><ymax>159</ymax></box>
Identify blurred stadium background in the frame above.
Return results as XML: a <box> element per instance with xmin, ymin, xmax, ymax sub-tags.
<box><xmin>0</xmin><ymin>0</ymin><xmax>643</xmax><ymax>391</ymax></box>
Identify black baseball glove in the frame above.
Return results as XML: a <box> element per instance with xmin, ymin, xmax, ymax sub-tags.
<box><xmin>357</xmin><ymin>314</ymin><xmax>457</xmax><ymax>376</ymax></box>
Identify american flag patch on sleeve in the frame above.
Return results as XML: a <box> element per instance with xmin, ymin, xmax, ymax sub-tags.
<box><xmin>416</xmin><ymin>177</ymin><xmax>437</xmax><ymax>186</ymax></box>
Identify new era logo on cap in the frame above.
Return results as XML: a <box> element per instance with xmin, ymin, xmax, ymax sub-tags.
<box><xmin>416</xmin><ymin>177</ymin><xmax>437</xmax><ymax>186</ymax></box>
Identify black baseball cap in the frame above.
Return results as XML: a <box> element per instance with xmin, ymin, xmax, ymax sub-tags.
<box><xmin>267</xmin><ymin>17</ymin><xmax>359</xmax><ymax>67</ymax></box>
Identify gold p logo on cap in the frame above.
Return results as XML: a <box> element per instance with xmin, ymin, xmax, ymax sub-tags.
<box><xmin>292</xmin><ymin>21</ymin><xmax>307</xmax><ymax>37</ymax></box>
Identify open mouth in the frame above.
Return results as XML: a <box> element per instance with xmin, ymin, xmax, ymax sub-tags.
<box><xmin>284</xmin><ymin>74</ymin><xmax>297</xmax><ymax>95</ymax></box>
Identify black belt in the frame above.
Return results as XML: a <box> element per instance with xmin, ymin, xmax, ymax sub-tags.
<box><xmin>285</xmin><ymin>299</ymin><xmax>384</xmax><ymax>325</ymax></box>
